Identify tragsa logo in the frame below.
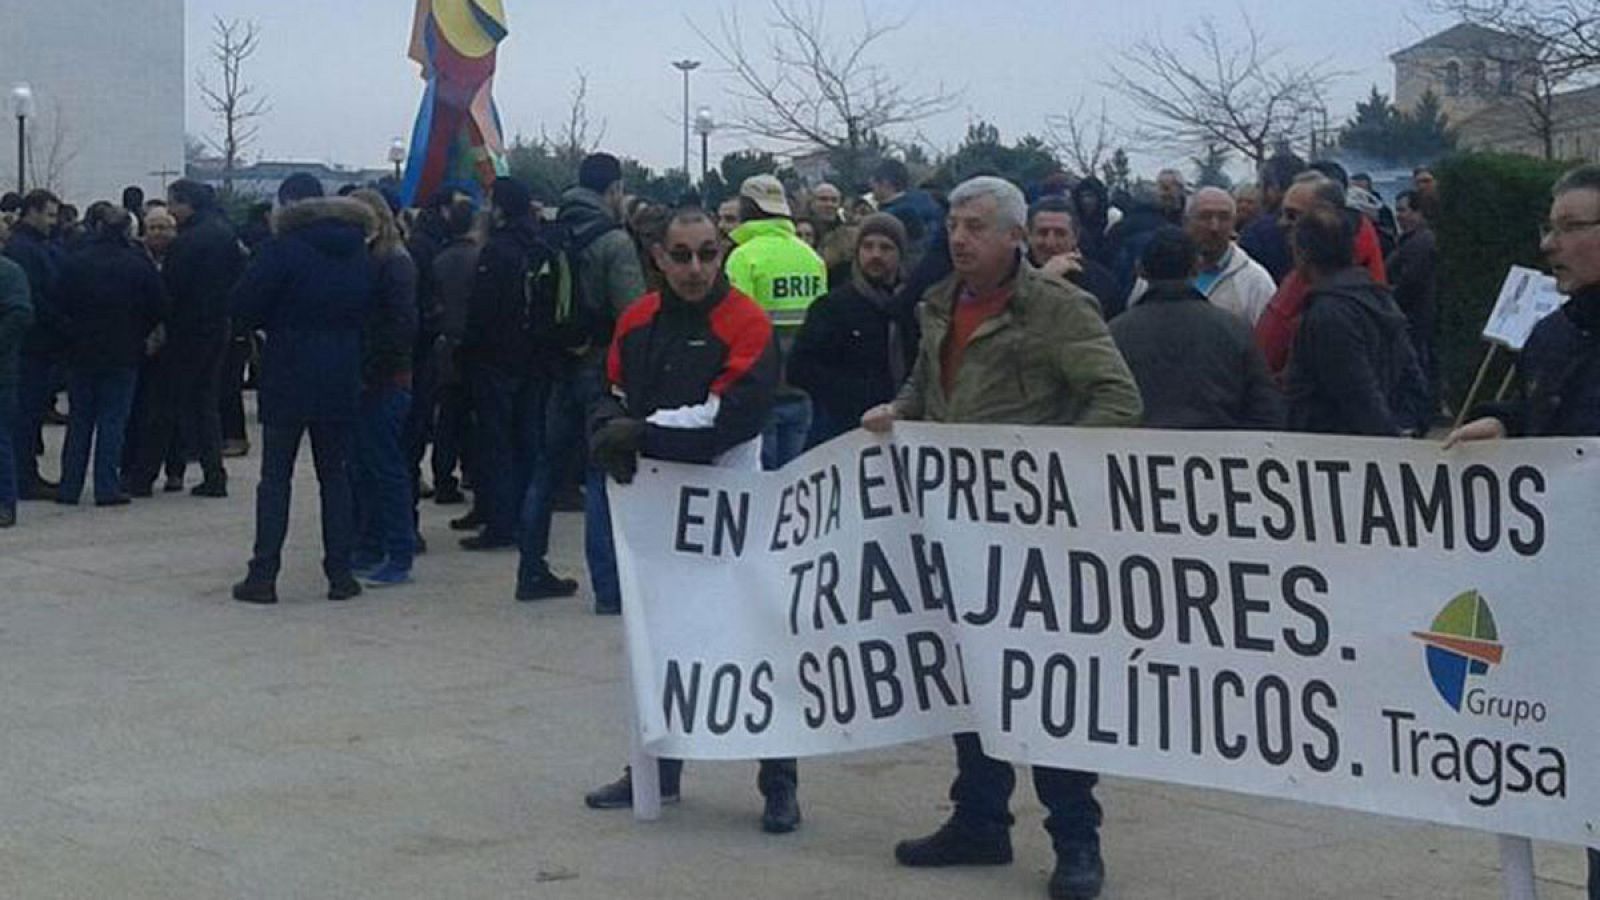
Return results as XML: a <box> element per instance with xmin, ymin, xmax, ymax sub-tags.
<box><xmin>1411</xmin><ymin>590</ymin><xmax>1505</xmax><ymax>712</ymax></box>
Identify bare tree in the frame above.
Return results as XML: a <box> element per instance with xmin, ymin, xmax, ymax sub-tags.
<box><xmin>1431</xmin><ymin>1</ymin><xmax>1600</xmax><ymax>159</ymax></box>
<box><xmin>543</xmin><ymin>71</ymin><xmax>609</xmax><ymax>167</ymax></box>
<box><xmin>26</xmin><ymin>99</ymin><xmax>83</xmax><ymax>196</ymax></box>
<box><xmin>1046</xmin><ymin>99</ymin><xmax>1119</xmax><ymax>179</ymax></box>
<box><xmin>198</xmin><ymin>16</ymin><xmax>269</xmax><ymax>194</ymax></box>
<box><xmin>692</xmin><ymin>0</ymin><xmax>958</xmax><ymax>185</ymax></box>
<box><xmin>1107</xmin><ymin>16</ymin><xmax>1339</xmax><ymax>165</ymax></box>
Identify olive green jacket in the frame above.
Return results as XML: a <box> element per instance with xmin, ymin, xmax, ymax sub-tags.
<box><xmin>893</xmin><ymin>261</ymin><xmax>1143</xmax><ymax>427</ymax></box>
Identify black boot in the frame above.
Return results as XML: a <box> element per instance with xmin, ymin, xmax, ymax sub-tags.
<box><xmin>232</xmin><ymin>579</ymin><xmax>278</xmax><ymax>605</ymax></box>
<box><xmin>327</xmin><ymin>575</ymin><xmax>363</xmax><ymax>601</ymax></box>
<box><xmin>761</xmin><ymin>786</ymin><xmax>802</xmax><ymax>834</ymax></box>
<box><xmin>1048</xmin><ymin>842</ymin><xmax>1105</xmax><ymax>900</ymax></box>
<box><xmin>894</xmin><ymin>818</ymin><xmax>1013</xmax><ymax>867</ymax></box>
<box><xmin>583</xmin><ymin>768</ymin><xmax>681</xmax><ymax>810</ymax></box>
<box><xmin>448</xmin><ymin>509</ymin><xmax>484</xmax><ymax>531</ymax></box>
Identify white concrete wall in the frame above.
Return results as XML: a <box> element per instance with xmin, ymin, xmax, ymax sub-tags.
<box><xmin>0</xmin><ymin>0</ymin><xmax>184</xmax><ymax>204</ymax></box>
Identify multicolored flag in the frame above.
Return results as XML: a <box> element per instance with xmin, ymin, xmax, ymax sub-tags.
<box><xmin>400</xmin><ymin>0</ymin><xmax>510</xmax><ymax>206</ymax></box>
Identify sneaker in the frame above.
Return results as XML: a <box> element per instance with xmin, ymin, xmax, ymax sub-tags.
<box><xmin>221</xmin><ymin>439</ymin><xmax>250</xmax><ymax>458</ymax></box>
<box><xmin>516</xmin><ymin>572</ymin><xmax>579</xmax><ymax>602</ymax></box>
<box><xmin>362</xmin><ymin>562</ymin><xmax>413</xmax><ymax>588</ymax></box>
<box><xmin>162</xmin><ymin>477</ymin><xmax>184</xmax><ymax>493</ymax></box>
<box><xmin>327</xmin><ymin>576</ymin><xmax>363</xmax><ymax>601</ymax></box>
<box><xmin>351</xmin><ymin>553</ymin><xmax>385</xmax><ymax>578</ymax></box>
<box><xmin>894</xmin><ymin>819</ymin><xmax>1014</xmax><ymax>868</ymax></box>
<box><xmin>0</xmin><ymin>505</ymin><xmax>15</xmax><ymax>528</ymax></box>
<box><xmin>459</xmin><ymin>534</ymin><xmax>514</xmax><ymax>551</ymax></box>
<box><xmin>583</xmin><ymin>770</ymin><xmax>680</xmax><ymax>810</ymax></box>
<box><xmin>232</xmin><ymin>579</ymin><xmax>279</xmax><ymax>605</ymax></box>
<box><xmin>448</xmin><ymin>510</ymin><xmax>484</xmax><ymax>531</ymax></box>
<box><xmin>1048</xmin><ymin>843</ymin><xmax>1105</xmax><ymax>900</ymax></box>
<box><xmin>761</xmin><ymin>787</ymin><xmax>802</xmax><ymax>834</ymax></box>
<box><xmin>191</xmin><ymin>481</ymin><xmax>228</xmax><ymax>498</ymax></box>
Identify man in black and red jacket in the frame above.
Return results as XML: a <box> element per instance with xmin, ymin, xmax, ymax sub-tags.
<box><xmin>582</xmin><ymin>206</ymin><xmax>802</xmax><ymax>835</ymax></box>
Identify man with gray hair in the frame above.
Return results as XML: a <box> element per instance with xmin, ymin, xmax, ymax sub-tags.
<box><xmin>862</xmin><ymin>175</ymin><xmax>1141</xmax><ymax>899</ymax></box>
<box><xmin>1253</xmin><ymin>171</ymin><xmax>1388</xmax><ymax>377</ymax></box>
<box><xmin>1127</xmin><ymin>187</ymin><xmax>1276</xmax><ymax>325</ymax></box>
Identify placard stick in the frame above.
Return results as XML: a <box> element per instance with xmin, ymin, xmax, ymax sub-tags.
<box><xmin>1454</xmin><ymin>345</ymin><xmax>1500</xmax><ymax>430</ymax></box>
<box><xmin>1497</xmin><ymin>835</ymin><xmax>1539</xmax><ymax>900</ymax></box>
<box><xmin>628</xmin><ymin>647</ymin><xmax>662</xmax><ymax>822</ymax></box>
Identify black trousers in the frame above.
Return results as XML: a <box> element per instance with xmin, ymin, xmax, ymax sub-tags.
<box><xmin>219</xmin><ymin>332</ymin><xmax>254</xmax><ymax>443</ymax></box>
<box><xmin>654</xmin><ymin>757</ymin><xmax>797</xmax><ymax>798</ymax></box>
<box><xmin>131</xmin><ymin>331</ymin><xmax>227</xmax><ymax>487</ymax></box>
<box><xmin>948</xmin><ymin>732</ymin><xmax>1102</xmax><ymax>850</ymax></box>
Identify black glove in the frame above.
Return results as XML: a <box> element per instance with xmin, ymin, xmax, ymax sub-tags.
<box><xmin>591</xmin><ymin>418</ymin><xmax>646</xmax><ymax>485</ymax></box>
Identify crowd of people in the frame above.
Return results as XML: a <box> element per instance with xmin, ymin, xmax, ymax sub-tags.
<box><xmin>3</xmin><ymin>144</ymin><xmax>1597</xmax><ymax>899</ymax></box>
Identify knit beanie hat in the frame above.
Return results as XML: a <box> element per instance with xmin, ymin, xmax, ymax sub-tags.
<box><xmin>856</xmin><ymin>212</ymin><xmax>908</xmax><ymax>254</ymax></box>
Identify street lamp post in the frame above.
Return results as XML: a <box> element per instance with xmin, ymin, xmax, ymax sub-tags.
<box><xmin>10</xmin><ymin>83</ymin><xmax>34</xmax><ymax>196</ymax></box>
<box><xmin>694</xmin><ymin>107</ymin><xmax>715</xmax><ymax>187</ymax></box>
<box><xmin>671</xmin><ymin>59</ymin><xmax>700</xmax><ymax>177</ymax></box>
<box><xmin>387</xmin><ymin>137</ymin><xmax>407</xmax><ymax>181</ymax></box>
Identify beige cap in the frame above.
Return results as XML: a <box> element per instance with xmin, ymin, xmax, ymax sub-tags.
<box><xmin>739</xmin><ymin>174</ymin><xmax>792</xmax><ymax>218</ymax></box>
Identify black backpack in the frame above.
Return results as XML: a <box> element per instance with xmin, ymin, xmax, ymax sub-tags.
<box><xmin>519</xmin><ymin>218</ymin><xmax>622</xmax><ymax>353</ymax></box>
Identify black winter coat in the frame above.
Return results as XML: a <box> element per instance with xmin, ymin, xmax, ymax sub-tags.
<box><xmin>1110</xmin><ymin>281</ymin><xmax>1282</xmax><ymax>430</ymax></box>
<box><xmin>1478</xmin><ymin>289</ymin><xmax>1600</xmax><ymax>436</ymax></box>
<box><xmin>3</xmin><ymin>222</ymin><xmax>65</xmax><ymax>356</ymax></box>
<box><xmin>364</xmin><ymin>248</ymin><xmax>419</xmax><ymax>386</ymax></box>
<box><xmin>461</xmin><ymin>219</ymin><xmax>538</xmax><ymax>377</ymax></box>
<box><xmin>1284</xmin><ymin>268</ymin><xmax>1411</xmax><ymax>436</ymax></box>
<box><xmin>1386</xmin><ymin>226</ymin><xmax>1438</xmax><ymax>353</ymax></box>
<box><xmin>163</xmin><ymin>208</ymin><xmax>245</xmax><ymax>340</ymax></box>
<box><xmin>789</xmin><ymin>277</ymin><xmax>902</xmax><ymax>441</ymax></box>
<box><xmin>55</xmin><ymin>234</ymin><xmax>166</xmax><ymax>371</ymax></box>
<box><xmin>593</xmin><ymin>281</ymin><xmax>778</xmax><ymax>465</ymax></box>
<box><xmin>231</xmin><ymin>198</ymin><xmax>375</xmax><ymax>425</ymax></box>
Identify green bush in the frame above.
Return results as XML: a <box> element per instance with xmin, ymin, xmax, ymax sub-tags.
<box><xmin>1433</xmin><ymin>153</ymin><xmax>1572</xmax><ymax>413</ymax></box>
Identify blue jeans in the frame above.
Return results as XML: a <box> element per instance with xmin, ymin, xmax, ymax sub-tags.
<box><xmin>516</xmin><ymin>373</ymin><xmax>583</xmax><ymax>588</ymax></box>
<box><xmin>761</xmin><ymin>394</ymin><xmax>812</xmax><ymax>471</ymax></box>
<box><xmin>58</xmin><ymin>367</ymin><xmax>138</xmax><ymax>504</ymax></box>
<box><xmin>352</xmin><ymin>386</ymin><xmax>414</xmax><ymax>570</ymax></box>
<box><xmin>0</xmin><ymin>385</ymin><xmax>17</xmax><ymax>510</ymax></box>
<box><xmin>949</xmin><ymin>732</ymin><xmax>1102</xmax><ymax>851</ymax></box>
<box><xmin>12</xmin><ymin>353</ymin><xmax>54</xmax><ymax>487</ymax></box>
<box><xmin>247</xmin><ymin>421</ymin><xmax>355</xmax><ymax>584</ymax></box>
<box><xmin>574</xmin><ymin>364</ymin><xmax>620</xmax><ymax>612</ymax></box>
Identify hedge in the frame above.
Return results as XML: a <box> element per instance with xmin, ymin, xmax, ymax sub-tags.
<box><xmin>1433</xmin><ymin>153</ymin><xmax>1573</xmax><ymax>414</ymax></box>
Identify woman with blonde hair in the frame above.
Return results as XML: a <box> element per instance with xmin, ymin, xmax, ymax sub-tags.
<box><xmin>348</xmin><ymin>189</ymin><xmax>420</xmax><ymax>587</ymax></box>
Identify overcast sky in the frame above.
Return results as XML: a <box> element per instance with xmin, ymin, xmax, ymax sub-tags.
<box><xmin>185</xmin><ymin>0</ymin><xmax>1457</xmax><ymax>177</ymax></box>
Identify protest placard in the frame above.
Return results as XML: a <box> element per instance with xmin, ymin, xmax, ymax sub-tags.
<box><xmin>611</xmin><ymin>425</ymin><xmax>1600</xmax><ymax>847</ymax></box>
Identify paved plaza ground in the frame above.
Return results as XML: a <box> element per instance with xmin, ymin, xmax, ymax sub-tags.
<box><xmin>0</xmin><ymin>422</ymin><xmax>1589</xmax><ymax>899</ymax></box>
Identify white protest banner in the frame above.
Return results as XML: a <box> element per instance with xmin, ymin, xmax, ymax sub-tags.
<box><xmin>1483</xmin><ymin>266</ymin><xmax>1566</xmax><ymax>351</ymax></box>
<box><xmin>609</xmin><ymin>425</ymin><xmax>1600</xmax><ymax>847</ymax></box>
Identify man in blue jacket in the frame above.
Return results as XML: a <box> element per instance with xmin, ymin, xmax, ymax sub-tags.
<box><xmin>229</xmin><ymin>174</ymin><xmax>375</xmax><ymax>605</ymax></box>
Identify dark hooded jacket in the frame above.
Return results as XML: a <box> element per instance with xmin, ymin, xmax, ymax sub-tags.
<box><xmin>460</xmin><ymin>216</ymin><xmax>540</xmax><ymax>377</ymax></box>
<box><xmin>3</xmin><ymin>221</ymin><xmax>65</xmax><ymax>356</ymax></box>
<box><xmin>1284</xmin><ymin>267</ymin><xmax>1413</xmax><ymax>436</ymax></box>
<box><xmin>55</xmin><ymin>231</ymin><xmax>166</xmax><ymax>371</ymax></box>
<box><xmin>231</xmin><ymin>197</ymin><xmax>375</xmax><ymax>425</ymax></box>
<box><xmin>1070</xmin><ymin>177</ymin><xmax>1114</xmax><ymax>266</ymax></box>
<box><xmin>1106</xmin><ymin>199</ymin><xmax>1170</xmax><ymax>310</ymax></box>
<box><xmin>364</xmin><ymin>247</ymin><xmax>419</xmax><ymax>387</ymax></box>
<box><xmin>0</xmin><ymin>256</ymin><xmax>35</xmax><ymax>388</ymax></box>
<box><xmin>163</xmin><ymin>206</ymin><xmax>245</xmax><ymax>340</ymax></box>
<box><xmin>1476</xmin><ymin>287</ymin><xmax>1600</xmax><ymax>437</ymax></box>
<box><xmin>1110</xmin><ymin>280</ymin><xmax>1282</xmax><ymax>430</ymax></box>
